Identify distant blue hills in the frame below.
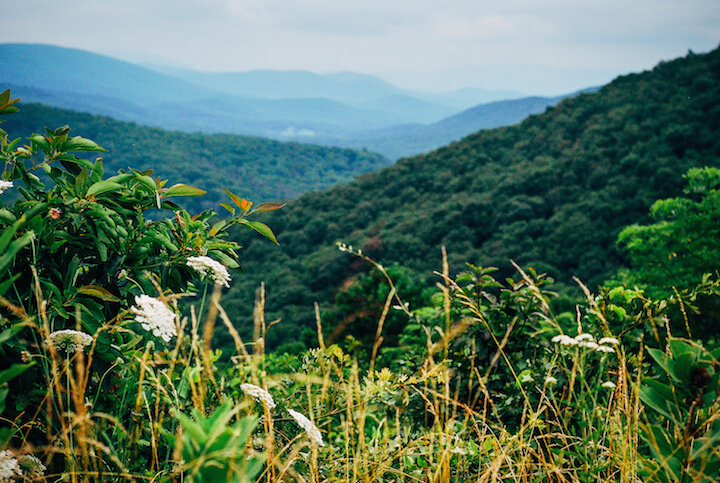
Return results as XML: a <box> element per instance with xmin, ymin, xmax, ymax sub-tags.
<box><xmin>0</xmin><ymin>43</ymin><xmax>591</xmax><ymax>159</ymax></box>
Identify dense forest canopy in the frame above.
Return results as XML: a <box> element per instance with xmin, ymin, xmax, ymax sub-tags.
<box><xmin>221</xmin><ymin>46</ymin><xmax>720</xmax><ymax>351</ymax></box>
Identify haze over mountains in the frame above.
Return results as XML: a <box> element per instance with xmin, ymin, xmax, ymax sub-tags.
<box><xmin>0</xmin><ymin>43</ymin><xmax>584</xmax><ymax>159</ymax></box>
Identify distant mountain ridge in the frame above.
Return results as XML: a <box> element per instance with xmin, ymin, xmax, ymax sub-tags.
<box><xmin>1</xmin><ymin>43</ymin><xmax>584</xmax><ymax>159</ymax></box>
<box><xmin>0</xmin><ymin>44</ymin><xmax>208</xmax><ymax>105</ymax></box>
<box><xmin>146</xmin><ymin>63</ymin><xmax>522</xmax><ymax>110</ymax></box>
<box><xmin>319</xmin><ymin>94</ymin><xmax>576</xmax><ymax>160</ymax></box>
<box><xmin>3</xmin><ymin>101</ymin><xmax>390</xmax><ymax>212</ymax></box>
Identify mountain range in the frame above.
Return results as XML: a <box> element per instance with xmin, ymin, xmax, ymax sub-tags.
<box><xmin>0</xmin><ymin>43</ymin><xmax>581</xmax><ymax>159</ymax></box>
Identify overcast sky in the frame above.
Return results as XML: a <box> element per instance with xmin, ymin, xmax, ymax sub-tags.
<box><xmin>3</xmin><ymin>0</ymin><xmax>719</xmax><ymax>95</ymax></box>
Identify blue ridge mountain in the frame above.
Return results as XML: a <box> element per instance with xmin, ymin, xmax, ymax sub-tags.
<box><xmin>1</xmin><ymin>43</ymin><xmax>577</xmax><ymax>159</ymax></box>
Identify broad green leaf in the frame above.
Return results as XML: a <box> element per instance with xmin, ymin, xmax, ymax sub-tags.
<box><xmin>86</xmin><ymin>180</ymin><xmax>124</xmax><ymax>197</ymax></box>
<box><xmin>646</xmin><ymin>348</ymin><xmax>679</xmax><ymax>383</ymax></box>
<box><xmin>208</xmin><ymin>249</ymin><xmax>239</xmax><ymax>269</ymax></box>
<box><xmin>92</xmin><ymin>158</ymin><xmax>104</xmax><ymax>181</ymax></box>
<box><xmin>0</xmin><ymin>273</ymin><xmax>21</xmax><ymax>297</ymax></box>
<box><xmin>77</xmin><ymin>285</ymin><xmax>121</xmax><ymax>302</ymax></box>
<box><xmin>223</xmin><ymin>188</ymin><xmax>245</xmax><ymax>208</ymax></box>
<box><xmin>0</xmin><ymin>89</ymin><xmax>20</xmax><ymax>115</ymax></box>
<box><xmin>105</xmin><ymin>173</ymin><xmax>135</xmax><ymax>184</ymax></box>
<box><xmin>0</xmin><ymin>323</ymin><xmax>28</xmax><ymax>345</ymax></box>
<box><xmin>240</xmin><ymin>220</ymin><xmax>279</xmax><ymax>244</ymax></box>
<box><xmin>0</xmin><ymin>214</ymin><xmax>25</xmax><ymax>253</ymax></box>
<box><xmin>147</xmin><ymin>232</ymin><xmax>178</xmax><ymax>252</ymax></box>
<box><xmin>132</xmin><ymin>172</ymin><xmax>157</xmax><ymax>192</ymax></box>
<box><xmin>59</xmin><ymin>154</ymin><xmax>96</xmax><ymax>171</ymax></box>
<box><xmin>0</xmin><ymin>89</ymin><xmax>11</xmax><ymax>105</ymax></box>
<box><xmin>641</xmin><ymin>424</ymin><xmax>683</xmax><ymax>481</ymax></box>
<box><xmin>165</xmin><ymin>183</ymin><xmax>206</xmax><ymax>197</ymax></box>
<box><xmin>220</xmin><ymin>203</ymin><xmax>235</xmax><ymax>215</ymax></box>
<box><xmin>29</xmin><ymin>134</ymin><xmax>51</xmax><ymax>153</ymax></box>
<box><xmin>0</xmin><ymin>231</ymin><xmax>34</xmax><ymax>274</ymax></box>
<box><xmin>0</xmin><ymin>362</ymin><xmax>35</xmax><ymax>385</ymax></box>
<box><xmin>51</xmin><ymin>125</ymin><xmax>71</xmax><ymax>138</ymax></box>
<box><xmin>175</xmin><ymin>410</ymin><xmax>208</xmax><ymax>446</ymax></box>
<box><xmin>639</xmin><ymin>379</ymin><xmax>684</xmax><ymax>425</ymax></box>
<box><xmin>74</xmin><ymin>168</ymin><xmax>89</xmax><ymax>197</ymax></box>
<box><xmin>96</xmin><ymin>239</ymin><xmax>109</xmax><ymax>262</ymax></box>
<box><xmin>208</xmin><ymin>220</ymin><xmax>226</xmax><ymax>237</ymax></box>
<box><xmin>0</xmin><ymin>208</ymin><xmax>16</xmax><ymax>225</ymax></box>
<box><xmin>61</xmin><ymin>135</ymin><xmax>106</xmax><ymax>152</ymax></box>
<box><xmin>0</xmin><ymin>386</ymin><xmax>7</xmax><ymax>415</ymax></box>
<box><xmin>253</xmin><ymin>202</ymin><xmax>286</xmax><ymax>212</ymax></box>
<box><xmin>689</xmin><ymin>420</ymin><xmax>720</xmax><ymax>461</ymax></box>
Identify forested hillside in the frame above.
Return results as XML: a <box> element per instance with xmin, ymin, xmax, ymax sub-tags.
<box><xmin>3</xmin><ymin>103</ymin><xmax>389</xmax><ymax>212</ymax></box>
<box><xmin>222</xmin><ymin>47</ymin><xmax>720</xmax><ymax>351</ymax></box>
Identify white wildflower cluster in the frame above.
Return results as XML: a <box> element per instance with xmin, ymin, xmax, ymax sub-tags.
<box><xmin>0</xmin><ymin>180</ymin><xmax>12</xmax><ymax>195</ymax></box>
<box><xmin>287</xmin><ymin>408</ymin><xmax>325</xmax><ymax>447</ymax></box>
<box><xmin>551</xmin><ymin>333</ymin><xmax>619</xmax><ymax>353</ymax></box>
<box><xmin>186</xmin><ymin>256</ymin><xmax>231</xmax><ymax>287</ymax></box>
<box><xmin>0</xmin><ymin>450</ymin><xmax>21</xmax><ymax>482</ymax></box>
<box><xmin>130</xmin><ymin>295</ymin><xmax>177</xmax><ymax>342</ymax></box>
<box><xmin>544</xmin><ymin>376</ymin><xmax>558</xmax><ymax>385</ymax></box>
<box><xmin>18</xmin><ymin>455</ymin><xmax>46</xmax><ymax>479</ymax></box>
<box><xmin>240</xmin><ymin>383</ymin><xmax>276</xmax><ymax>410</ymax></box>
<box><xmin>45</xmin><ymin>329</ymin><xmax>94</xmax><ymax>353</ymax></box>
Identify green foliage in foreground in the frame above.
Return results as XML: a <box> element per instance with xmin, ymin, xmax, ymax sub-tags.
<box><xmin>1</xmin><ymin>91</ymin><xmax>719</xmax><ymax>482</ymax></box>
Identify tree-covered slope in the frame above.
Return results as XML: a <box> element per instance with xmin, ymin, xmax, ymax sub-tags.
<box><xmin>222</xmin><ymin>47</ymin><xmax>720</xmax><ymax>350</ymax></box>
<box><xmin>2</xmin><ymin>102</ymin><xmax>390</xmax><ymax>212</ymax></box>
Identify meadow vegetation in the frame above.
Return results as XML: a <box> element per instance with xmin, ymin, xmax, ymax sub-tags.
<box><xmin>1</xmin><ymin>49</ymin><xmax>720</xmax><ymax>482</ymax></box>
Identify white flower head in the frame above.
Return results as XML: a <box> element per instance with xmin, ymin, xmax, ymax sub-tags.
<box><xmin>602</xmin><ymin>381</ymin><xmax>617</xmax><ymax>389</ymax></box>
<box><xmin>17</xmin><ymin>455</ymin><xmax>46</xmax><ymax>478</ymax></box>
<box><xmin>520</xmin><ymin>373</ymin><xmax>534</xmax><ymax>383</ymax></box>
<box><xmin>544</xmin><ymin>376</ymin><xmax>558</xmax><ymax>385</ymax></box>
<box><xmin>596</xmin><ymin>345</ymin><xmax>616</xmax><ymax>353</ymax></box>
<box><xmin>287</xmin><ymin>408</ymin><xmax>325</xmax><ymax>447</ymax></box>
<box><xmin>598</xmin><ymin>337</ymin><xmax>619</xmax><ymax>346</ymax></box>
<box><xmin>0</xmin><ymin>180</ymin><xmax>13</xmax><ymax>195</ymax></box>
<box><xmin>0</xmin><ymin>450</ymin><xmax>22</xmax><ymax>481</ymax></box>
<box><xmin>575</xmin><ymin>333</ymin><xmax>594</xmax><ymax>342</ymax></box>
<box><xmin>130</xmin><ymin>295</ymin><xmax>177</xmax><ymax>342</ymax></box>
<box><xmin>240</xmin><ymin>383</ymin><xmax>276</xmax><ymax>410</ymax></box>
<box><xmin>553</xmin><ymin>335</ymin><xmax>578</xmax><ymax>346</ymax></box>
<box><xmin>45</xmin><ymin>329</ymin><xmax>93</xmax><ymax>353</ymax></box>
<box><xmin>187</xmin><ymin>256</ymin><xmax>231</xmax><ymax>287</ymax></box>
<box><xmin>579</xmin><ymin>341</ymin><xmax>599</xmax><ymax>350</ymax></box>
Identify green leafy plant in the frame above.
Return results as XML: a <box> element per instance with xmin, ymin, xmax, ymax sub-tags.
<box><xmin>639</xmin><ymin>337</ymin><xmax>720</xmax><ymax>482</ymax></box>
<box><xmin>173</xmin><ymin>400</ymin><xmax>264</xmax><ymax>483</ymax></box>
<box><xmin>0</xmin><ymin>88</ymin><xmax>281</xmax><ymax>479</ymax></box>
